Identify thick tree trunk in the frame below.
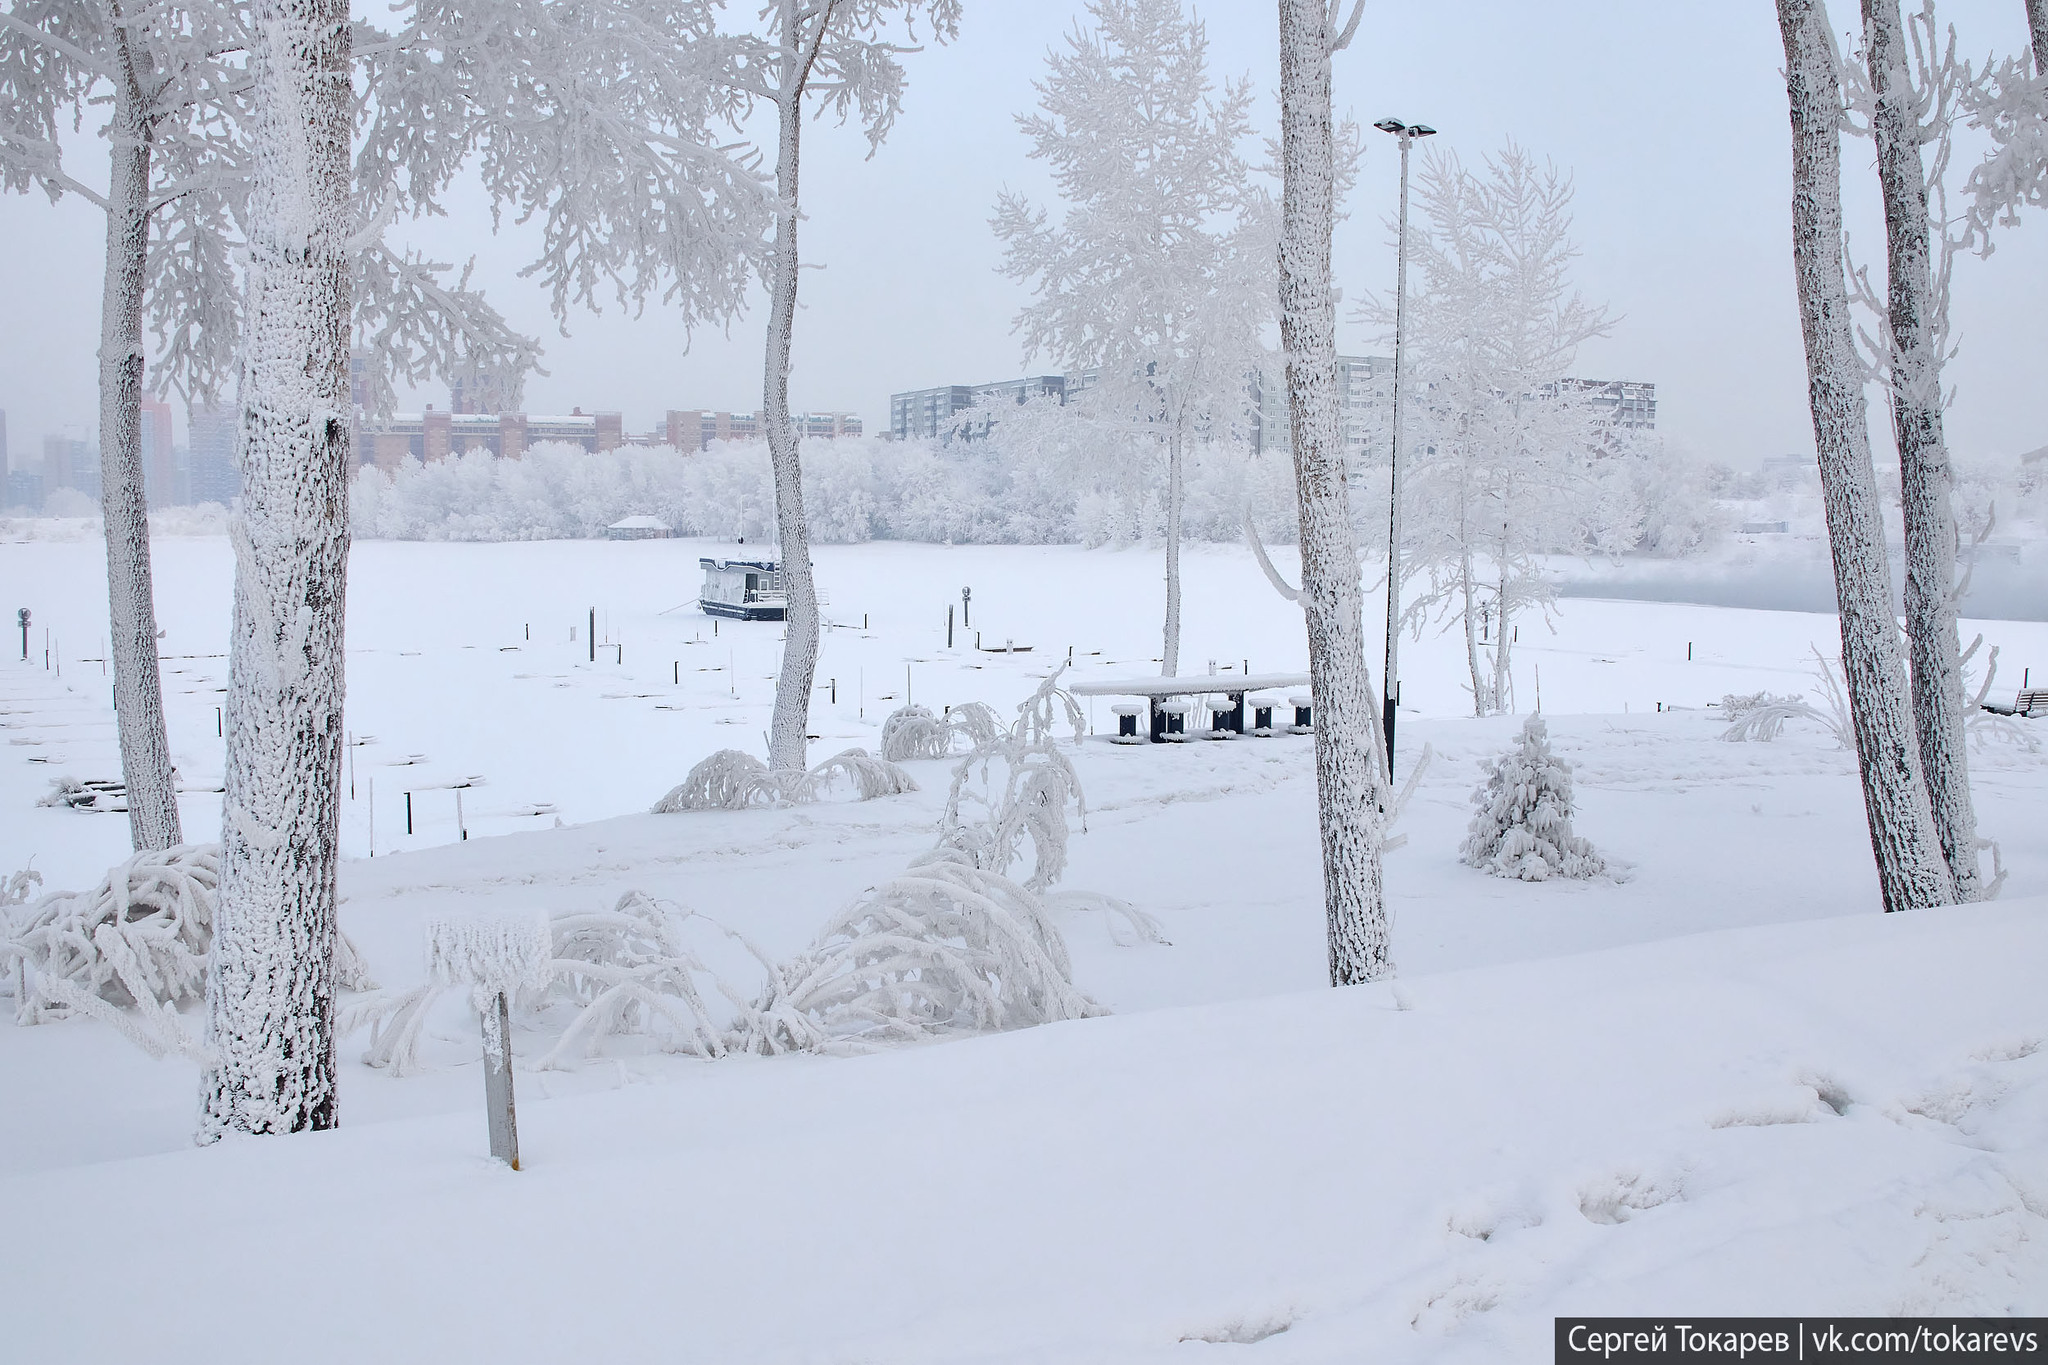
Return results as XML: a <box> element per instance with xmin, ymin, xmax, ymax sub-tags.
<box><xmin>96</xmin><ymin>75</ymin><xmax>182</xmax><ymax>852</ymax></box>
<box><xmin>764</xmin><ymin>38</ymin><xmax>820</xmax><ymax>776</ymax></box>
<box><xmin>1863</xmin><ymin>0</ymin><xmax>1981</xmax><ymax>899</ymax></box>
<box><xmin>199</xmin><ymin>0</ymin><xmax>353</xmax><ymax>1138</ymax></box>
<box><xmin>1777</xmin><ymin>0</ymin><xmax>1954</xmax><ymax>913</ymax></box>
<box><xmin>1277</xmin><ymin>0</ymin><xmax>1389</xmax><ymax>986</ymax></box>
<box><xmin>2029</xmin><ymin>0</ymin><xmax>2048</xmax><ymax>74</ymax></box>
<box><xmin>1162</xmin><ymin>428</ymin><xmax>1182</xmax><ymax>676</ymax></box>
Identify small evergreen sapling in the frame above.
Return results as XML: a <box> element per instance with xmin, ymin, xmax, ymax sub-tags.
<box><xmin>1459</xmin><ymin>716</ymin><xmax>1605</xmax><ymax>882</ymax></box>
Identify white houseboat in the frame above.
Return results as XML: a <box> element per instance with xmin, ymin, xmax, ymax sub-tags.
<box><xmin>699</xmin><ymin>558</ymin><xmax>788</xmax><ymax>621</ymax></box>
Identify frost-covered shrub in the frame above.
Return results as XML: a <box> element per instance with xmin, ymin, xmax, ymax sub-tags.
<box><xmin>879</xmin><ymin>701</ymin><xmax>1001</xmax><ymax>761</ymax></box>
<box><xmin>742</xmin><ymin>850</ymin><xmax>1105</xmax><ymax>1053</ymax></box>
<box><xmin>352</xmin><ymin>673</ymin><xmax>1161</xmax><ymax>1071</ymax></box>
<box><xmin>1718</xmin><ymin>691</ymin><xmax>1830</xmax><ymax>743</ymax></box>
<box><xmin>1459</xmin><ymin>716</ymin><xmax>1605</xmax><ymax>882</ymax></box>
<box><xmin>4</xmin><ymin>844</ymin><xmax>374</xmax><ymax>1060</ymax></box>
<box><xmin>650</xmin><ymin>746</ymin><xmax>916</xmax><ymax>812</ymax></box>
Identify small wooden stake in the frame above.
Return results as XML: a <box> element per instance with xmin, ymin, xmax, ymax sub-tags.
<box><xmin>482</xmin><ymin>991</ymin><xmax>520</xmax><ymax>1169</ymax></box>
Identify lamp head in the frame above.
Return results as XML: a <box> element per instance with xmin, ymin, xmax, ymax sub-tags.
<box><xmin>1372</xmin><ymin>117</ymin><xmax>1406</xmax><ymax>135</ymax></box>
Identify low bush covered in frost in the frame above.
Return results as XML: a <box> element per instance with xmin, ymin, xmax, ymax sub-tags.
<box><xmin>650</xmin><ymin>747</ymin><xmax>916</xmax><ymax>812</ymax></box>
<box><xmin>1459</xmin><ymin>716</ymin><xmax>1606</xmax><ymax>882</ymax></box>
<box><xmin>879</xmin><ymin>702</ymin><xmax>1002</xmax><ymax>762</ymax></box>
<box><xmin>3</xmin><ymin>844</ymin><xmax>374</xmax><ymax>1061</ymax></box>
<box><xmin>351</xmin><ymin>671</ymin><xmax>1162</xmax><ymax>1069</ymax></box>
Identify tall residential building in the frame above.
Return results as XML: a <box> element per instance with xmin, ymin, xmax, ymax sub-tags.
<box><xmin>1251</xmin><ymin>355</ymin><xmax>1394</xmax><ymax>460</ymax></box>
<box><xmin>187</xmin><ymin>402</ymin><xmax>240</xmax><ymax>505</ymax></box>
<box><xmin>1554</xmin><ymin>378</ymin><xmax>1657</xmax><ymax>430</ymax></box>
<box><xmin>42</xmin><ymin>433</ymin><xmax>96</xmax><ymax>499</ymax></box>
<box><xmin>140</xmin><ymin>394</ymin><xmax>178</xmax><ymax>504</ymax></box>
<box><xmin>890</xmin><ymin>375</ymin><xmax>1065</xmax><ymax>441</ymax></box>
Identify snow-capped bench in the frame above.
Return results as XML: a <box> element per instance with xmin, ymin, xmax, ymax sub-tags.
<box><xmin>2017</xmin><ymin>688</ymin><xmax>2047</xmax><ymax>718</ymax></box>
<box><xmin>1067</xmin><ymin>672</ymin><xmax>1312</xmax><ymax>744</ymax></box>
<box><xmin>1108</xmin><ymin>701</ymin><xmax>1149</xmax><ymax>743</ymax></box>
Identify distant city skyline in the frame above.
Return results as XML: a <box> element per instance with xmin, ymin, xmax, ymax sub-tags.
<box><xmin>1</xmin><ymin>1</ymin><xmax>2043</xmax><ymax>468</ymax></box>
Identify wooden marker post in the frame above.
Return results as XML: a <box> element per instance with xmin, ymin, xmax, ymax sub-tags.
<box><xmin>426</xmin><ymin>915</ymin><xmax>553</xmax><ymax>1170</ymax></box>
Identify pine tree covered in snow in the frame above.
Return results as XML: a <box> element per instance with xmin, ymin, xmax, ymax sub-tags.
<box><xmin>994</xmin><ymin>0</ymin><xmax>1270</xmax><ymax>678</ymax></box>
<box><xmin>1460</xmin><ymin>716</ymin><xmax>1604</xmax><ymax>882</ymax></box>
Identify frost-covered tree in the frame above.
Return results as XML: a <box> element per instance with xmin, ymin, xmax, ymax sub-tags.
<box><xmin>0</xmin><ymin>0</ymin><xmax>249</xmax><ymax>851</ymax></box>
<box><xmin>735</xmin><ymin>0</ymin><xmax>960</xmax><ymax>774</ymax></box>
<box><xmin>1459</xmin><ymin>715</ymin><xmax>1604</xmax><ymax>882</ymax></box>
<box><xmin>1363</xmin><ymin>144</ymin><xmax>1611</xmax><ymax>717</ymax></box>
<box><xmin>1776</xmin><ymin>0</ymin><xmax>1954</xmax><ymax>913</ymax></box>
<box><xmin>0</xmin><ymin>0</ymin><xmax>540</xmax><ymax>855</ymax></box>
<box><xmin>994</xmin><ymin>0</ymin><xmax>1269</xmax><ymax>677</ymax></box>
<box><xmin>1275</xmin><ymin>0</ymin><xmax>1395</xmax><ymax>986</ymax></box>
<box><xmin>196</xmin><ymin>0</ymin><xmax>358</xmax><ymax>1138</ymax></box>
<box><xmin>1960</xmin><ymin>0</ymin><xmax>2048</xmax><ymax>240</ymax></box>
<box><xmin>1851</xmin><ymin>0</ymin><xmax>1982</xmax><ymax>898</ymax></box>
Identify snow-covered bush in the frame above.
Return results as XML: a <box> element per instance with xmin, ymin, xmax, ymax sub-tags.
<box><xmin>879</xmin><ymin>702</ymin><xmax>1002</xmax><ymax>761</ymax></box>
<box><xmin>742</xmin><ymin>850</ymin><xmax>1105</xmax><ymax>1053</ymax></box>
<box><xmin>1459</xmin><ymin>716</ymin><xmax>1606</xmax><ymax>882</ymax></box>
<box><xmin>650</xmin><ymin>747</ymin><xmax>916</xmax><ymax>812</ymax></box>
<box><xmin>352</xmin><ymin>673</ymin><xmax>1160</xmax><ymax>1071</ymax></box>
<box><xmin>1718</xmin><ymin>691</ymin><xmax>1831</xmax><ymax>743</ymax></box>
<box><xmin>4</xmin><ymin>844</ymin><xmax>373</xmax><ymax>1061</ymax></box>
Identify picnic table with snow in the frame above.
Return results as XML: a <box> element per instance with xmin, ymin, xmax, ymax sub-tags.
<box><xmin>1068</xmin><ymin>672</ymin><xmax>1311</xmax><ymax>742</ymax></box>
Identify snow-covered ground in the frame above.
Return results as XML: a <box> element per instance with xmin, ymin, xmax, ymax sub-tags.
<box><xmin>3</xmin><ymin>534</ymin><xmax>2045</xmax><ymax>1359</ymax></box>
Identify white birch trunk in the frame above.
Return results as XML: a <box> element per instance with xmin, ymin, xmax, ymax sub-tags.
<box><xmin>764</xmin><ymin>8</ymin><xmax>822</xmax><ymax>776</ymax></box>
<box><xmin>1162</xmin><ymin>427</ymin><xmax>1183</xmax><ymax>676</ymax></box>
<box><xmin>1458</xmin><ymin>548</ymin><xmax>1485</xmax><ymax>717</ymax></box>
<box><xmin>1777</xmin><ymin>0</ymin><xmax>1955</xmax><ymax>913</ymax></box>
<box><xmin>96</xmin><ymin>59</ymin><xmax>182</xmax><ymax>853</ymax></box>
<box><xmin>1277</xmin><ymin>0</ymin><xmax>1390</xmax><ymax>985</ymax></box>
<box><xmin>199</xmin><ymin>0</ymin><xmax>353</xmax><ymax>1137</ymax></box>
<box><xmin>1863</xmin><ymin>0</ymin><xmax>1981</xmax><ymax>899</ymax></box>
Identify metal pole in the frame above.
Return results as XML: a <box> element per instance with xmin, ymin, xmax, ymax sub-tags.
<box><xmin>1383</xmin><ymin>130</ymin><xmax>1415</xmax><ymax>771</ymax></box>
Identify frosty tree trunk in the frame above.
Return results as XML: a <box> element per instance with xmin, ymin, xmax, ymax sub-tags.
<box><xmin>1277</xmin><ymin>0</ymin><xmax>1390</xmax><ymax>985</ymax></box>
<box><xmin>1162</xmin><ymin>427</ymin><xmax>1183</xmax><ymax>676</ymax></box>
<box><xmin>96</xmin><ymin>69</ymin><xmax>182</xmax><ymax>853</ymax></box>
<box><xmin>1459</xmin><ymin>546</ymin><xmax>1486</xmax><ymax>717</ymax></box>
<box><xmin>1777</xmin><ymin>0</ymin><xmax>1955</xmax><ymax>913</ymax></box>
<box><xmin>1864</xmin><ymin>0</ymin><xmax>1981</xmax><ymax>899</ymax></box>
<box><xmin>199</xmin><ymin>0</ymin><xmax>354</xmax><ymax>1137</ymax></box>
<box><xmin>764</xmin><ymin>18</ymin><xmax>822</xmax><ymax>776</ymax></box>
<box><xmin>2031</xmin><ymin>0</ymin><xmax>2048</xmax><ymax>74</ymax></box>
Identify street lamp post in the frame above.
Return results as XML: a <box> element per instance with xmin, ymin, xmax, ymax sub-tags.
<box><xmin>1372</xmin><ymin>117</ymin><xmax>1435</xmax><ymax>772</ymax></box>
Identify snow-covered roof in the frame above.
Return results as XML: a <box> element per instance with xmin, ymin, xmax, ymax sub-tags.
<box><xmin>608</xmin><ymin>515</ymin><xmax>671</xmax><ymax>530</ymax></box>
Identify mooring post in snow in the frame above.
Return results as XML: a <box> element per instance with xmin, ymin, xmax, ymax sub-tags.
<box><xmin>589</xmin><ymin>609</ymin><xmax>596</xmax><ymax>662</ymax></box>
<box><xmin>947</xmin><ymin>604</ymin><xmax>954</xmax><ymax>649</ymax></box>
<box><xmin>830</xmin><ymin>677</ymin><xmax>837</xmax><ymax>704</ymax></box>
<box><xmin>427</xmin><ymin>915</ymin><xmax>552</xmax><ymax>1170</ymax></box>
<box><xmin>456</xmin><ymin>786</ymin><xmax>468</xmax><ymax>841</ymax></box>
<box><xmin>15</xmin><ymin>608</ymin><xmax>26</xmax><ymax>661</ymax></box>
<box><xmin>405</xmin><ymin>790</ymin><xmax>414</xmax><ymax>835</ymax></box>
<box><xmin>961</xmin><ymin>586</ymin><xmax>971</xmax><ymax>628</ymax></box>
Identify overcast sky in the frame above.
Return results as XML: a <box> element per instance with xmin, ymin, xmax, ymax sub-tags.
<box><xmin>1</xmin><ymin>0</ymin><xmax>2042</xmax><ymax>468</ymax></box>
